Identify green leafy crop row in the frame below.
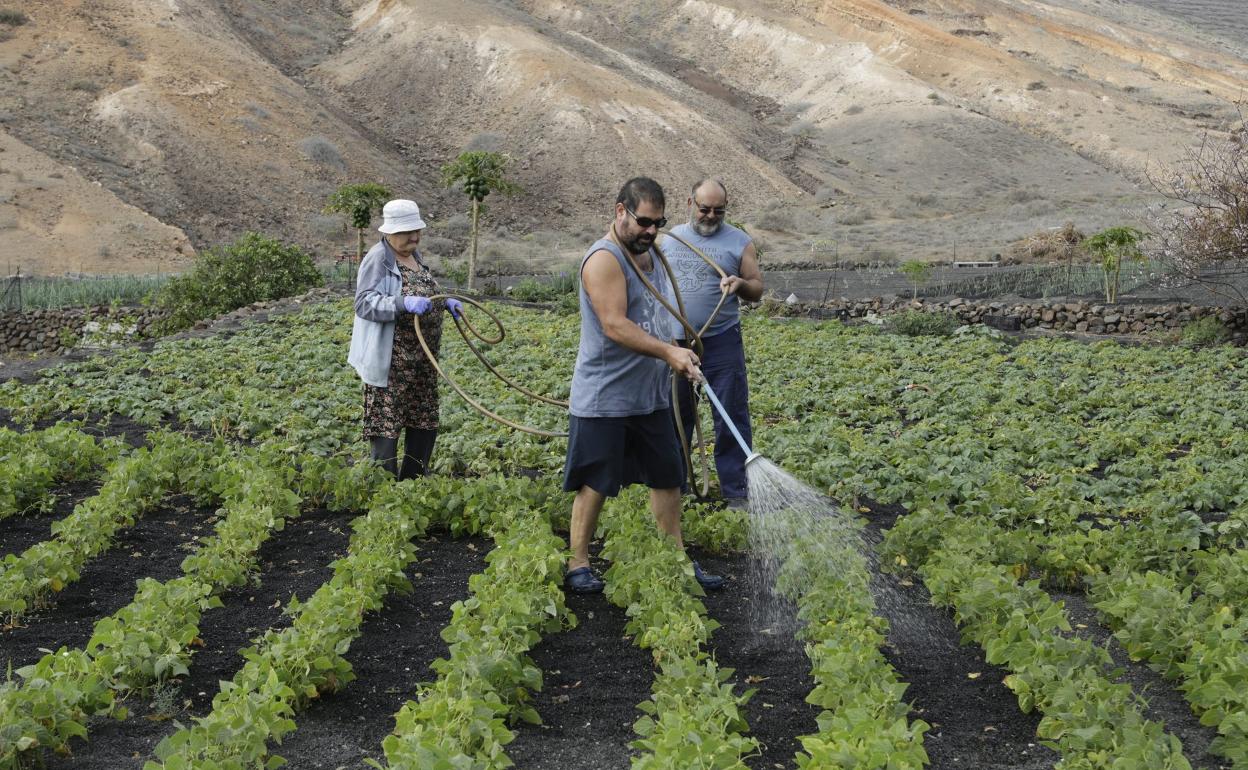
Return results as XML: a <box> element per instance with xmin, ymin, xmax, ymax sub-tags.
<box><xmin>600</xmin><ymin>491</ymin><xmax>758</xmax><ymax>770</ymax></box>
<box><xmin>0</xmin><ymin>425</ymin><xmax>121</xmax><ymax>520</ymax></box>
<box><xmin>901</xmin><ymin>513</ymin><xmax>1191</xmax><ymax>769</ymax></box>
<box><xmin>381</xmin><ymin>491</ymin><xmax>572</xmax><ymax>769</ymax></box>
<box><xmin>771</xmin><ymin>513</ymin><xmax>929</xmax><ymax>769</ymax></box>
<box><xmin>0</xmin><ymin>432</ymin><xmax>197</xmax><ymax>622</ymax></box>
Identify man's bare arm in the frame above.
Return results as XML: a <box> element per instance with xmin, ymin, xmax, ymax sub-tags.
<box><xmin>720</xmin><ymin>241</ymin><xmax>764</xmax><ymax>301</ymax></box>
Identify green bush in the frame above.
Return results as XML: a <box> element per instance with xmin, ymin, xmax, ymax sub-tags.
<box><xmin>1181</xmin><ymin>315</ymin><xmax>1230</xmax><ymax>347</ymax></box>
<box><xmin>887</xmin><ymin>310</ymin><xmax>959</xmax><ymax>336</ymax></box>
<box><xmin>0</xmin><ymin>10</ymin><xmax>28</xmax><ymax>25</ymax></box>
<box><xmin>510</xmin><ymin>273</ymin><xmax>578</xmax><ymax>303</ymax></box>
<box><xmin>153</xmin><ymin>232</ymin><xmax>322</xmax><ymax>333</ymax></box>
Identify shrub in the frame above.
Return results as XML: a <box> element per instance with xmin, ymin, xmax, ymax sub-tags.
<box><xmin>68</xmin><ymin>79</ymin><xmax>100</xmax><ymax>93</ymax></box>
<box><xmin>887</xmin><ymin>310</ymin><xmax>959</xmax><ymax>336</ymax></box>
<box><xmin>420</xmin><ymin>236</ymin><xmax>456</xmax><ymax>257</ymax></box>
<box><xmin>298</xmin><ymin>135</ymin><xmax>345</xmax><ymax>170</ymax></box>
<box><xmin>1181</xmin><ymin>315</ymin><xmax>1230</xmax><ymax>347</ymax></box>
<box><xmin>464</xmin><ymin>132</ymin><xmax>504</xmax><ymax>152</ymax></box>
<box><xmin>1007</xmin><ymin>222</ymin><xmax>1085</xmax><ymax>264</ymax></box>
<box><xmin>444</xmin><ymin>213</ymin><xmax>471</xmax><ymax>239</ymax></box>
<box><xmin>153</xmin><ymin>232</ymin><xmax>323</xmax><ymax>332</ymax></box>
<box><xmin>753</xmin><ymin>200</ymin><xmax>795</xmax><ymax>232</ymax></box>
<box><xmin>510</xmin><ymin>273</ymin><xmax>577</xmax><ymax>303</ymax></box>
<box><xmin>0</xmin><ymin>10</ymin><xmax>27</xmax><ymax>25</ymax></box>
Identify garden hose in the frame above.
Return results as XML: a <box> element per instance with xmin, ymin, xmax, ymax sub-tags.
<box><xmin>412</xmin><ymin>294</ymin><xmax>570</xmax><ymax>438</ymax></box>
<box><xmin>412</xmin><ymin>227</ymin><xmax>742</xmax><ymax>497</ymax></box>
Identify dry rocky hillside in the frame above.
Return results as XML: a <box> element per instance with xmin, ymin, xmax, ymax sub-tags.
<box><xmin>0</xmin><ymin>0</ymin><xmax>1245</xmax><ymax>275</ymax></box>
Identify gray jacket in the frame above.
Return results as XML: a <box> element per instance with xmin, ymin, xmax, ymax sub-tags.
<box><xmin>347</xmin><ymin>239</ymin><xmax>406</xmax><ymax>386</ymax></box>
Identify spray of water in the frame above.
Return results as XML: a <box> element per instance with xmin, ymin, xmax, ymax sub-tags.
<box><xmin>742</xmin><ymin>457</ymin><xmax>876</xmax><ymax>637</ymax></box>
<box><xmin>740</xmin><ymin>455</ymin><xmax>941</xmax><ymax>652</ymax></box>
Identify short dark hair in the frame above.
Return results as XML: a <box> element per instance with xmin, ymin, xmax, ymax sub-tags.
<box><xmin>692</xmin><ymin>178</ymin><xmax>728</xmax><ymax>201</ymax></box>
<box><xmin>617</xmin><ymin>177</ymin><xmax>665</xmax><ymax>211</ymax></box>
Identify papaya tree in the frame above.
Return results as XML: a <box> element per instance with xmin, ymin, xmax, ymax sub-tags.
<box><xmin>440</xmin><ymin>151</ymin><xmax>520</xmax><ymax>290</ymax></box>
<box><xmin>1085</xmin><ymin>226</ymin><xmax>1145</xmax><ymax>303</ymax></box>
<box><xmin>325</xmin><ymin>182</ymin><xmax>391</xmax><ymax>287</ymax></box>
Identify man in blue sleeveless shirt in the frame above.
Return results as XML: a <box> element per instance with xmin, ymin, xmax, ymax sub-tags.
<box><xmin>562</xmin><ymin>177</ymin><xmax>725</xmax><ymax>594</ymax></box>
<box><xmin>660</xmin><ymin>179</ymin><xmax>764</xmax><ymax>509</ymax></box>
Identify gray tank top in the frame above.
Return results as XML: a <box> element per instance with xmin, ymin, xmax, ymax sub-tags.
<box><xmin>661</xmin><ymin>223</ymin><xmax>752</xmax><ymax>339</ymax></box>
<box><xmin>569</xmin><ymin>238</ymin><xmax>673</xmax><ymax>418</ymax></box>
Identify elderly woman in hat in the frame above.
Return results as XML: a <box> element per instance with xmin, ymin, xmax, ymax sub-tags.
<box><xmin>348</xmin><ymin>199</ymin><xmax>463</xmax><ymax>478</ymax></box>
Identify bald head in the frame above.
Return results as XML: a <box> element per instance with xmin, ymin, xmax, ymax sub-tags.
<box><xmin>689</xmin><ymin>179</ymin><xmax>728</xmax><ymax>236</ymax></box>
<box><xmin>691</xmin><ymin>179</ymin><xmax>728</xmax><ymax>202</ymax></box>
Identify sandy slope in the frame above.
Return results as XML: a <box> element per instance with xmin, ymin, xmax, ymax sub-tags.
<box><xmin>0</xmin><ymin>0</ymin><xmax>1244</xmax><ymax>274</ymax></box>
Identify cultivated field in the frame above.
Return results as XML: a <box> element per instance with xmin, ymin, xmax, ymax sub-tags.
<box><xmin>1</xmin><ymin>299</ymin><xmax>1245</xmax><ymax>769</ymax></box>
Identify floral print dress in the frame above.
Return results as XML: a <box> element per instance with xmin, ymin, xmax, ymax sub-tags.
<box><xmin>362</xmin><ymin>259</ymin><xmax>445</xmax><ymax>438</ymax></box>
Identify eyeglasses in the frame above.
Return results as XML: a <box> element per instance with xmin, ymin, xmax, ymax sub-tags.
<box><xmin>695</xmin><ymin>204</ymin><xmax>726</xmax><ymax>216</ymax></box>
<box><xmin>626</xmin><ymin>207</ymin><xmax>667</xmax><ymax>230</ymax></box>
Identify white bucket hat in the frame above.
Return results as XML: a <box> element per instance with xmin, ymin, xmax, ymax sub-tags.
<box><xmin>378</xmin><ymin>199</ymin><xmax>427</xmax><ymax>233</ymax></box>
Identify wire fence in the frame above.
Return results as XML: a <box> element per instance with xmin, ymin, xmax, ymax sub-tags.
<box><xmin>0</xmin><ymin>273</ymin><xmax>172</xmax><ymax>311</ymax></box>
<box><xmin>916</xmin><ymin>260</ymin><xmax>1168</xmax><ymax>301</ymax></box>
<box><xmin>1</xmin><ymin>272</ymin><xmax>21</xmax><ymax>311</ymax></box>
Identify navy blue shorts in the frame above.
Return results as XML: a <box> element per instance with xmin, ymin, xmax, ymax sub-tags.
<box><xmin>562</xmin><ymin>408</ymin><xmax>686</xmax><ymax>496</ymax></box>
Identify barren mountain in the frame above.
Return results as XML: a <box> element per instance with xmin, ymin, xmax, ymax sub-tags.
<box><xmin>1</xmin><ymin>0</ymin><xmax>1245</xmax><ymax>275</ymax></box>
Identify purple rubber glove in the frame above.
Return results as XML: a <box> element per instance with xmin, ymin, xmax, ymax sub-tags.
<box><xmin>403</xmin><ymin>296</ymin><xmax>432</xmax><ymax>315</ymax></box>
<box><xmin>446</xmin><ymin>298</ymin><xmax>464</xmax><ymax>319</ymax></box>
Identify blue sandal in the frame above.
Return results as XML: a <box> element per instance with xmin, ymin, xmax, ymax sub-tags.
<box><xmin>564</xmin><ymin>566</ymin><xmax>605</xmax><ymax>594</ymax></box>
<box><xmin>692</xmin><ymin>561</ymin><xmax>725</xmax><ymax>591</ymax></box>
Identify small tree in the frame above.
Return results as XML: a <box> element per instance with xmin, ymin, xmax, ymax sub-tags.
<box><xmin>900</xmin><ymin>259</ymin><xmax>932</xmax><ymax>299</ymax></box>
<box><xmin>325</xmin><ymin>183</ymin><xmax>391</xmax><ymax>286</ymax></box>
<box><xmin>1147</xmin><ymin>122</ymin><xmax>1248</xmax><ymax>303</ymax></box>
<box><xmin>1085</xmin><ymin>226</ymin><xmax>1145</xmax><ymax>303</ymax></box>
<box><xmin>440</xmin><ymin>151</ymin><xmax>519</xmax><ymax>290</ymax></box>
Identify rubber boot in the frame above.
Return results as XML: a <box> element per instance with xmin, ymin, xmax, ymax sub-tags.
<box><xmin>369</xmin><ymin>436</ymin><xmax>399</xmax><ymax>478</ymax></box>
<box><xmin>399</xmin><ymin>428</ymin><xmax>437</xmax><ymax>481</ymax></box>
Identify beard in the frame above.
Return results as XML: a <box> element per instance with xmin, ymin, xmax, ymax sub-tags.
<box><xmin>691</xmin><ymin>217</ymin><xmax>721</xmax><ymax>237</ymax></box>
<box><xmin>623</xmin><ymin>231</ymin><xmax>655</xmax><ymax>254</ymax></box>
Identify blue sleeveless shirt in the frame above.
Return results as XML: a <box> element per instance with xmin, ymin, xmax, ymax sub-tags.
<box><xmin>660</xmin><ymin>223</ymin><xmax>752</xmax><ymax>339</ymax></box>
<box><xmin>569</xmin><ymin>239</ymin><xmax>673</xmax><ymax>418</ymax></box>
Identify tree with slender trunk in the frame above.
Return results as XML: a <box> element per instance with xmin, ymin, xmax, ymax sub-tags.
<box><xmin>325</xmin><ymin>183</ymin><xmax>391</xmax><ymax>289</ymax></box>
<box><xmin>440</xmin><ymin>152</ymin><xmax>519</xmax><ymax>290</ymax></box>
<box><xmin>900</xmin><ymin>259</ymin><xmax>933</xmax><ymax>299</ymax></box>
<box><xmin>1086</xmin><ymin>226</ymin><xmax>1145</xmax><ymax>303</ymax></box>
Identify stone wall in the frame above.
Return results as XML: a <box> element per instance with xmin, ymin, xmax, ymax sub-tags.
<box><xmin>802</xmin><ymin>297</ymin><xmax>1248</xmax><ymax>342</ymax></box>
<box><xmin>0</xmin><ymin>306</ymin><xmax>170</xmax><ymax>355</ymax></box>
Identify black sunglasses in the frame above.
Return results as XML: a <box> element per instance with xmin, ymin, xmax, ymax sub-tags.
<box><xmin>626</xmin><ymin>207</ymin><xmax>667</xmax><ymax>230</ymax></box>
<box><xmin>695</xmin><ymin>204</ymin><xmax>727</xmax><ymax>216</ymax></box>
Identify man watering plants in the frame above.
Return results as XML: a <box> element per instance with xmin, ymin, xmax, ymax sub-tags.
<box><xmin>659</xmin><ymin>179</ymin><xmax>764</xmax><ymax>509</ymax></box>
<box><xmin>561</xmin><ymin>177</ymin><xmax>725</xmax><ymax>594</ymax></box>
